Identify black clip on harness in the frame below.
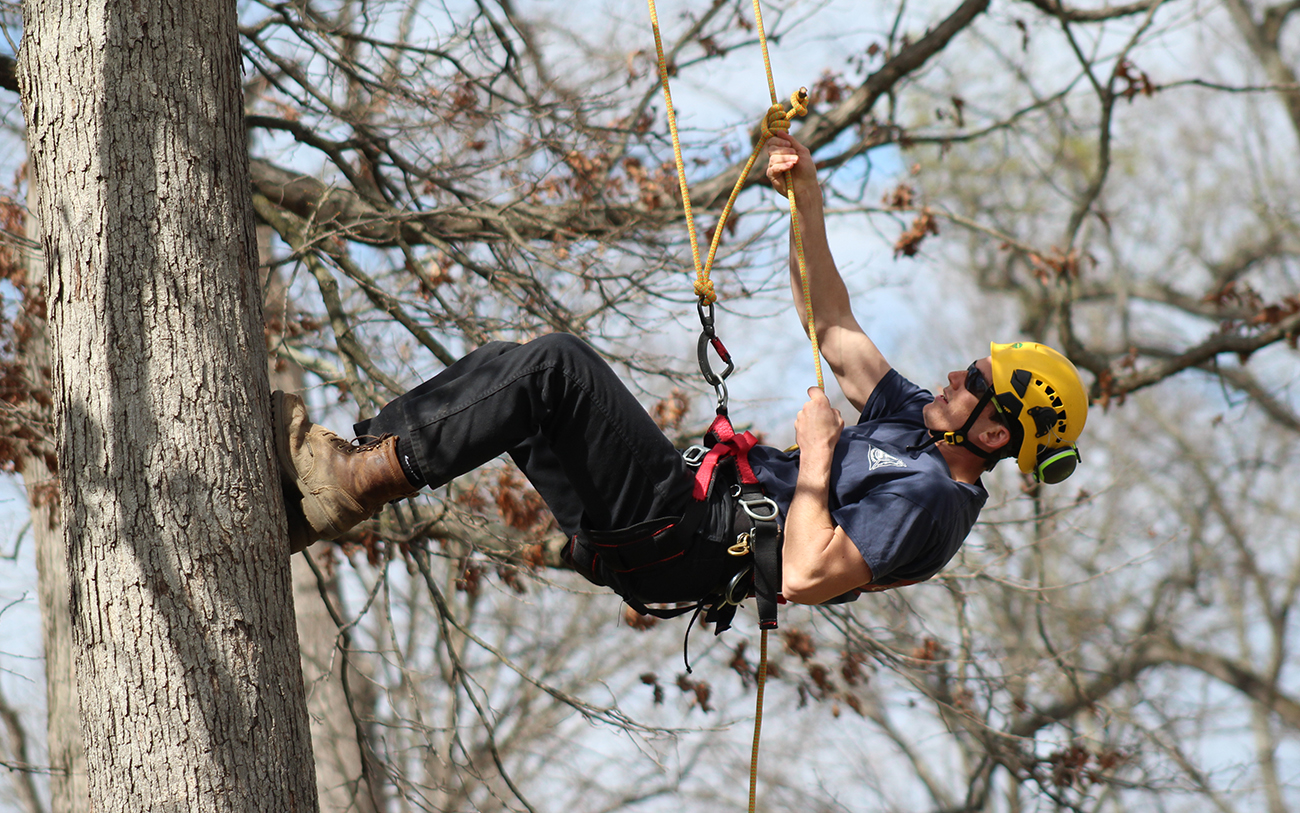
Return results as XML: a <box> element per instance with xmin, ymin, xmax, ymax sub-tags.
<box><xmin>697</xmin><ymin>299</ymin><xmax>734</xmax><ymax>414</ymax></box>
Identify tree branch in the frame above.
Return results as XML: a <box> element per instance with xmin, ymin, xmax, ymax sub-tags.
<box><xmin>687</xmin><ymin>0</ymin><xmax>993</xmax><ymax>208</ymax></box>
<box><xmin>1017</xmin><ymin>0</ymin><xmax>1170</xmax><ymax>23</ymax></box>
<box><xmin>1100</xmin><ymin>312</ymin><xmax>1300</xmax><ymax>399</ymax></box>
<box><xmin>1145</xmin><ymin>638</ymin><xmax>1300</xmax><ymax>729</ymax></box>
<box><xmin>249</xmin><ymin>158</ymin><xmax>663</xmax><ymax>246</ymax></box>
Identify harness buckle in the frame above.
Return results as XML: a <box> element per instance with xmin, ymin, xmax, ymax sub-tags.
<box><xmin>728</xmin><ymin>531</ymin><xmax>752</xmax><ymax>557</ymax></box>
<box><xmin>681</xmin><ymin>445</ymin><xmax>708</xmax><ymax>467</ymax></box>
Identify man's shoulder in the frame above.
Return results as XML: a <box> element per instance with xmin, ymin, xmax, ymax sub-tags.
<box><xmin>860</xmin><ymin>369</ymin><xmax>932</xmax><ymax>423</ymax></box>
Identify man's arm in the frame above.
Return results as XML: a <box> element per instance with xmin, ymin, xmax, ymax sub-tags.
<box><xmin>766</xmin><ymin>133</ymin><xmax>892</xmax><ymax>413</ymax></box>
<box><xmin>781</xmin><ymin>388</ymin><xmax>874</xmax><ymax>605</ymax></box>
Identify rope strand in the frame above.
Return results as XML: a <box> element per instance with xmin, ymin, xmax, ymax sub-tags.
<box><xmin>748</xmin><ymin>630</ymin><xmax>769</xmax><ymax>813</ymax></box>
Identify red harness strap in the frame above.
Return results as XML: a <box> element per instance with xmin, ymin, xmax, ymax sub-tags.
<box><xmin>692</xmin><ymin>413</ymin><xmax>760</xmax><ymax>500</ymax></box>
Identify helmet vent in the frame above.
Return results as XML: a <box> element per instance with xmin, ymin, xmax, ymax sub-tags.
<box><xmin>1011</xmin><ymin>370</ymin><xmax>1031</xmax><ymax>397</ymax></box>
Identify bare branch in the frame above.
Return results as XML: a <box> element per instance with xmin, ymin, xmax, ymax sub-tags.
<box><xmin>1016</xmin><ymin>0</ymin><xmax>1171</xmax><ymax>23</ymax></box>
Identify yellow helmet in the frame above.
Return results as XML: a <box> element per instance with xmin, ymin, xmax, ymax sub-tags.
<box><xmin>988</xmin><ymin>341</ymin><xmax>1089</xmax><ymax>483</ymax></box>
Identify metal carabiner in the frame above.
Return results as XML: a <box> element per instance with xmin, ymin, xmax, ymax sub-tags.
<box><xmin>728</xmin><ymin>531</ymin><xmax>753</xmax><ymax>557</ymax></box>
<box><xmin>697</xmin><ymin>298</ymin><xmax>716</xmax><ymax>337</ymax></box>
<box><xmin>697</xmin><ymin>330</ymin><xmax>735</xmax><ymax>388</ymax></box>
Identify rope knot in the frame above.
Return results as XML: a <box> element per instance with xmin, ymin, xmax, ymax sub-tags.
<box><xmin>760</xmin><ymin>104</ymin><xmax>790</xmax><ymax>139</ymax></box>
<box><xmin>694</xmin><ymin>278</ymin><xmax>717</xmax><ymax>305</ymax></box>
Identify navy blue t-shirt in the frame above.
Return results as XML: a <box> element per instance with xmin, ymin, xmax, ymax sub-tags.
<box><xmin>748</xmin><ymin>369</ymin><xmax>987</xmax><ymax>588</ymax></box>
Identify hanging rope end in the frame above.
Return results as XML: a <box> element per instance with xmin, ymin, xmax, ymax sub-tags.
<box><xmin>788</xmin><ymin>87</ymin><xmax>809</xmax><ymax>119</ymax></box>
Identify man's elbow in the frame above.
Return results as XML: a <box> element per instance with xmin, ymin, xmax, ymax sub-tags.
<box><xmin>781</xmin><ymin>551</ymin><xmax>873</xmax><ymax>605</ymax></box>
<box><xmin>781</xmin><ymin>571</ymin><xmax>842</xmax><ymax>606</ymax></box>
<box><xmin>780</xmin><ymin>575</ymin><xmax>814</xmax><ymax>605</ymax></box>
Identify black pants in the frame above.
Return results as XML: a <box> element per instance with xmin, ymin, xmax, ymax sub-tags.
<box><xmin>357</xmin><ymin>334</ymin><xmax>696</xmax><ymax>538</ymax></box>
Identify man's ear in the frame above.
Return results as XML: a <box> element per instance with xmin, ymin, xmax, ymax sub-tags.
<box><xmin>978</xmin><ymin>422</ymin><xmax>1010</xmax><ymax>452</ymax></box>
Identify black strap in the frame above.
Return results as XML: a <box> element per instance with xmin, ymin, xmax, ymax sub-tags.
<box><xmin>587</xmin><ymin>500</ymin><xmax>709</xmax><ymax>574</ymax></box>
<box><xmin>736</xmin><ymin>482</ymin><xmax>782</xmax><ymax>630</ymax></box>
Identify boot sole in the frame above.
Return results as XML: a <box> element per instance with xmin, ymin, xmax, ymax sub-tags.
<box><xmin>271</xmin><ymin>390</ymin><xmax>323</xmax><ymax>550</ymax></box>
<box><xmin>272</xmin><ymin>390</ymin><xmax>354</xmax><ymax>541</ymax></box>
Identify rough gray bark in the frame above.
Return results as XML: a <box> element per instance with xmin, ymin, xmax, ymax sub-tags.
<box><xmin>18</xmin><ymin>0</ymin><xmax>319</xmax><ymax>810</ymax></box>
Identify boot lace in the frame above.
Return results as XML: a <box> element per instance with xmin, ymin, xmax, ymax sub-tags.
<box><xmin>332</xmin><ymin>432</ymin><xmax>393</xmax><ymax>454</ymax></box>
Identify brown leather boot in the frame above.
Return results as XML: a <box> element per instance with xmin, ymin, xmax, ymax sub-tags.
<box><xmin>272</xmin><ymin>390</ymin><xmax>419</xmax><ymax>544</ymax></box>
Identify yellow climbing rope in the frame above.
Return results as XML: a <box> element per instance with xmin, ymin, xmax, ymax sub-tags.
<box><xmin>645</xmin><ymin>0</ymin><xmax>829</xmax><ymax>810</ymax></box>
<box><xmin>646</xmin><ymin>0</ymin><xmax>823</xmax><ymax>398</ymax></box>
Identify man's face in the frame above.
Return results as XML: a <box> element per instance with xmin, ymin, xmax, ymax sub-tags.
<box><xmin>923</xmin><ymin>356</ymin><xmax>997</xmax><ymax>433</ymax></box>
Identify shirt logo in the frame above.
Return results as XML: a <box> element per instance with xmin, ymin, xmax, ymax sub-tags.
<box><xmin>869</xmin><ymin>446</ymin><xmax>907</xmax><ymax>471</ymax></box>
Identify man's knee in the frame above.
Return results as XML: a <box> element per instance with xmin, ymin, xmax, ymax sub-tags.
<box><xmin>527</xmin><ymin>332</ymin><xmax>599</xmax><ymax>365</ymax></box>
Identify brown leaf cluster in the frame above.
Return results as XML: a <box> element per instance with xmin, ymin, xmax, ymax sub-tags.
<box><xmin>1203</xmin><ymin>280</ymin><xmax>1300</xmax><ymax>341</ymax></box>
<box><xmin>1028</xmin><ymin>247</ymin><xmax>1084</xmax><ymax>282</ymax></box>
<box><xmin>783</xmin><ymin>628</ymin><xmax>816</xmax><ymax>661</ymax></box>
<box><xmin>840</xmin><ymin>649</ymin><xmax>868</xmax><ymax>686</ymax></box>
<box><xmin>651</xmin><ymin>388</ymin><xmax>691</xmax><ymax>431</ymax></box>
<box><xmin>456</xmin><ymin>560</ymin><xmax>485</xmax><ymax>597</ymax></box>
<box><xmin>894</xmin><ymin>208</ymin><xmax>938</xmax><ymax>258</ymax></box>
<box><xmin>1043</xmin><ymin>744</ymin><xmax>1129</xmax><ymax>788</ymax></box>
<box><xmin>620</xmin><ymin>156</ymin><xmax>678</xmax><ymax>210</ymax></box>
<box><xmin>0</xmin><ymin>195</ymin><xmax>57</xmax><ymax>478</ymax></box>
<box><xmin>623</xmin><ymin>605</ymin><xmax>659</xmax><ymax>630</ymax></box>
<box><xmin>1115</xmin><ymin>59</ymin><xmax>1155</xmax><ymax>102</ymax></box>
<box><xmin>729</xmin><ymin>641</ymin><xmax>754</xmax><ymax>686</ymax></box>
<box><xmin>910</xmin><ymin>637</ymin><xmax>943</xmax><ymax>662</ymax></box>
<box><xmin>639</xmin><ymin>672</ymin><xmax>665</xmax><ymax>705</ymax></box>
<box><xmin>882</xmin><ymin>183</ymin><xmax>915</xmax><ymax>211</ymax></box>
<box><xmin>493</xmin><ymin>469</ymin><xmax>554</xmax><ymax>535</ymax></box>
<box><xmin>675</xmin><ymin>673</ymin><xmax>713</xmax><ymax>712</ymax></box>
<box><xmin>808</xmin><ymin>70</ymin><xmax>851</xmax><ymax>107</ymax></box>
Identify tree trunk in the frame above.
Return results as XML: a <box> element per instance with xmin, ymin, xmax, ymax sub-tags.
<box><xmin>18</xmin><ymin>1</ymin><xmax>319</xmax><ymax>810</ymax></box>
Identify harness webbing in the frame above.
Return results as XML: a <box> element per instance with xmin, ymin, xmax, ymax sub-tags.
<box><xmin>692</xmin><ymin>413</ymin><xmax>760</xmax><ymax>500</ymax></box>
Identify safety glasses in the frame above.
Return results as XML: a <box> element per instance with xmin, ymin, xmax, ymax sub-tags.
<box><xmin>964</xmin><ymin>361</ymin><xmax>991</xmax><ymax>398</ymax></box>
<box><xmin>966</xmin><ymin>361</ymin><xmax>1010</xmax><ymax>424</ymax></box>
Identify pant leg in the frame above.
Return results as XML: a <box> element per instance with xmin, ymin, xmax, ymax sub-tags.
<box><xmin>355</xmin><ymin>340</ymin><xmax>520</xmax><ymax>439</ymax></box>
<box><xmin>365</xmin><ymin>334</ymin><xmax>694</xmax><ymax>536</ymax></box>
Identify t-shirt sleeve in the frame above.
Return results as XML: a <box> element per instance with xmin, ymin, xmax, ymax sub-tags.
<box><xmin>831</xmin><ymin>491</ymin><xmax>939</xmax><ymax>585</ymax></box>
<box><xmin>861</xmin><ymin>369</ymin><xmax>934</xmax><ymax>425</ymax></box>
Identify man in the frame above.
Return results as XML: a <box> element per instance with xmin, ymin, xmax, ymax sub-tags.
<box><xmin>272</xmin><ymin>131</ymin><xmax>1087</xmax><ymax>611</ymax></box>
